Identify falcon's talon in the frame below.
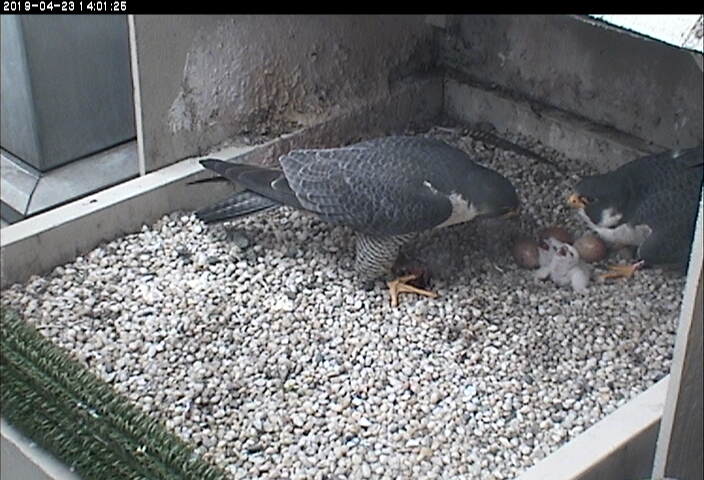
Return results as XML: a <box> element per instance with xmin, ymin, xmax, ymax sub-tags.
<box><xmin>599</xmin><ymin>261</ymin><xmax>644</xmax><ymax>280</ymax></box>
<box><xmin>387</xmin><ymin>274</ymin><xmax>439</xmax><ymax>308</ymax></box>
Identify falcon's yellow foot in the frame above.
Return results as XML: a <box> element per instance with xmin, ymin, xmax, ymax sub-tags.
<box><xmin>387</xmin><ymin>274</ymin><xmax>439</xmax><ymax>307</ymax></box>
<box><xmin>599</xmin><ymin>261</ymin><xmax>645</xmax><ymax>280</ymax></box>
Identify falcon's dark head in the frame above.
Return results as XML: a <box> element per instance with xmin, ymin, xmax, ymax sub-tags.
<box><xmin>465</xmin><ymin>166</ymin><xmax>519</xmax><ymax>219</ymax></box>
<box><xmin>568</xmin><ymin>174</ymin><xmax>629</xmax><ymax>228</ymax></box>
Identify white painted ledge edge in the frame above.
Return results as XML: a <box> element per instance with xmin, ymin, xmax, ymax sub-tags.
<box><xmin>1</xmin><ymin>418</ymin><xmax>82</xmax><ymax>480</ymax></box>
<box><xmin>518</xmin><ymin>375</ymin><xmax>669</xmax><ymax>480</ymax></box>
<box><xmin>0</xmin><ymin>377</ymin><xmax>669</xmax><ymax>480</ymax></box>
<box><xmin>1</xmin><ymin>143</ymin><xmax>252</xmax><ymax>247</ymax></box>
<box><xmin>0</xmin><ymin>144</ymin><xmax>253</xmax><ymax>289</ymax></box>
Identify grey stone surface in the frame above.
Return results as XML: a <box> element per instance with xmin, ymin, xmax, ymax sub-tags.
<box><xmin>0</xmin><ymin>150</ymin><xmax>39</xmax><ymax>219</ymax></box>
<box><xmin>27</xmin><ymin>141</ymin><xmax>139</xmax><ymax>217</ymax></box>
<box><xmin>1</xmin><ymin>141</ymin><xmax>139</xmax><ymax>224</ymax></box>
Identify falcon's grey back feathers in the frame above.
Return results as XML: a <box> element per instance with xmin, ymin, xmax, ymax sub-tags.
<box><xmin>196</xmin><ymin>135</ymin><xmax>519</xmax><ymax>283</ymax></box>
<box><xmin>570</xmin><ymin>145</ymin><xmax>703</xmax><ymax>270</ymax></box>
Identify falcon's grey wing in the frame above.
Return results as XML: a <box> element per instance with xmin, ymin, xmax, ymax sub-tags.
<box><xmin>625</xmin><ymin>147</ymin><xmax>703</xmax><ymax>267</ymax></box>
<box><xmin>280</xmin><ymin>143</ymin><xmax>454</xmax><ymax>236</ymax></box>
<box><xmin>198</xmin><ymin>159</ymin><xmax>304</xmax><ymax>210</ymax></box>
<box><xmin>195</xmin><ymin>191</ymin><xmax>279</xmax><ymax>224</ymax></box>
<box><xmin>631</xmin><ymin>188</ymin><xmax>701</xmax><ymax>268</ymax></box>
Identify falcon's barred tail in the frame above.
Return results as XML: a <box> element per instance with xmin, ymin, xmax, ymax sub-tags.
<box><xmin>195</xmin><ymin>191</ymin><xmax>279</xmax><ymax>224</ymax></box>
<box><xmin>199</xmin><ymin>159</ymin><xmax>304</xmax><ymax>210</ymax></box>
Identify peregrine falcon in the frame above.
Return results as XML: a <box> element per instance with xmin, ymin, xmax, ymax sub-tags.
<box><xmin>567</xmin><ymin>145</ymin><xmax>703</xmax><ymax>278</ymax></box>
<box><xmin>196</xmin><ymin>136</ymin><xmax>519</xmax><ymax>305</ymax></box>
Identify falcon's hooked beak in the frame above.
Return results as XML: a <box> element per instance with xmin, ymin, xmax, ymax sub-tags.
<box><xmin>567</xmin><ymin>193</ymin><xmax>587</xmax><ymax>209</ymax></box>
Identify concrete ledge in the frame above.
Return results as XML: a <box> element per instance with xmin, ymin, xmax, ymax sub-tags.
<box><xmin>518</xmin><ymin>376</ymin><xmax>669</xmax><ymax>480</ymax></box>
<box><xmin>0</xmin><ymin>152</ymin><xmax>237</xmax><ymax>289</ymax></box>
<box><xmin>1</xmin><ymin>418</ymin><xmax>81</xmax><ymax>480</ymax></box>
<box><xmin>440</xmin><ymin>15</ymin><xmax>703</xmax><ymax>150</ymax></box>
<box><xmin>1</xmin><ymin>140</ymin><xmax>139</xmax><ymax>225</ymax></box>
<box><xmin>1</xmin><ymin>151</ymin><xmax>39</xmax><ymax>223</ymax></box>
<box><xmin>0</xmin><ymin>76</ymin><xmax>442</xmax><ymax>289</ymax></box>
<box><xmin>444</xmin><ymin>75</ymin><xmax>658</xmax><ymax>173</ymax></box>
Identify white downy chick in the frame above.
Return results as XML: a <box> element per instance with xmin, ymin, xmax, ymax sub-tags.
<box><xmin>535</xmin><ymin>237</ymin><xmax>591</xmax><ymax>293</ymax></box>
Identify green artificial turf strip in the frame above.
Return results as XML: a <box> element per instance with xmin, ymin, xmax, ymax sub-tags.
<box><xmin>1</xmin><ymin>307</ymin><xmax>229</xmax><ymax>480</ymax></box>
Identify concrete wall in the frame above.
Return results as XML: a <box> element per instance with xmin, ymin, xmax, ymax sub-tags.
<box><xmin>439</xmin><ymin>15</ymin><xmax>703</xmax><ymax>152</ymax></box>
<box><xmin>131</xmin><ymin>15</ymin><xmax>436</xmax><ymax>172</ymax></box>
<box><xmin>131</xmin><ymin>14</ymin><xmax>703</xmax><ymax>174</ymax></box>
<box><xmin>1</xmin><ymin>15</ymin><xmax>134</xmax><ymax>171</ymax></box>
<box><xmin>0</xmin><ymin>16</ymin><xmax>40</xmax><ymax>166</ymax></box>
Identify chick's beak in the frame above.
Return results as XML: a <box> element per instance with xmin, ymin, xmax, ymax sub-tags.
<box><xmin>567</xmin><ymin>193</ymin><xmax>586</xmax><ymax>209</ymax></box>
<box><xmin>501</xmin><ymin>207</ymin><xmax>520</xmax><ymax>219</ymax></box>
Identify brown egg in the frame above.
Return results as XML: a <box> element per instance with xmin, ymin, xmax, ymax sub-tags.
<box><xmin>574</xmin><ymin>234</ymin><xmax>608</xmax><ymax>263</ymax></box>
<box><xmin>538</xmin><ymin>226</ymin><xmax>574</xmax><ymax>244</ymax></box>
<box><xmin>512</xmin><ymin>237</ymin><xmax>540</xmax><ymax>269</ymax></box>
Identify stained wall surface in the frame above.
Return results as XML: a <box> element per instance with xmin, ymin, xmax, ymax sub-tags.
<box><xmin>440</xmin><ymin>15</ymin><xmax>703</xmax><ymax>151</ymax></box>
<box><xmin>131</xmin><ymin>15</ymin><xmax>703</xmax><ymax>171</ymax></box>
<box><xmin>131</xmin><ymin>15</ymin><xmax>436</xmax><ymax>171</ymax></box>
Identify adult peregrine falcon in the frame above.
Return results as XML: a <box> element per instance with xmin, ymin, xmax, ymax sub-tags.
<box><xmin>568</xmin><ymin>145</ymin><xmax>703</xmax><ymax>278</ymax></box>
<box><xmin>196</xmin><ymin>136</ymin><xmax>519</xmax><ymax>305</ymax></box>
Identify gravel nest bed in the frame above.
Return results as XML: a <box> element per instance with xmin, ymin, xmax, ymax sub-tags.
<box><xmin>1</xmin><ymin>126</ymin><xmax>686</xmax><ymax>480</ymax></box>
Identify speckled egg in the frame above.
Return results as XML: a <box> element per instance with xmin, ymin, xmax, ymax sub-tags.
<box><xmin>512</xmin><ymin>237</ymin><xmax>540</xmax><ymax>269</ymax></box>
<box><xmin>574</xmin><ymin>234</ymin><xmax>608</xmax><ymax>263</ymax></box>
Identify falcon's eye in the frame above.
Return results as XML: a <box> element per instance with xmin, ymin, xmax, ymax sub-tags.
<box><xmin>579</xmin><ymin>195</ymin><xmax>594</xmax><ymax>205</ymax></box>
